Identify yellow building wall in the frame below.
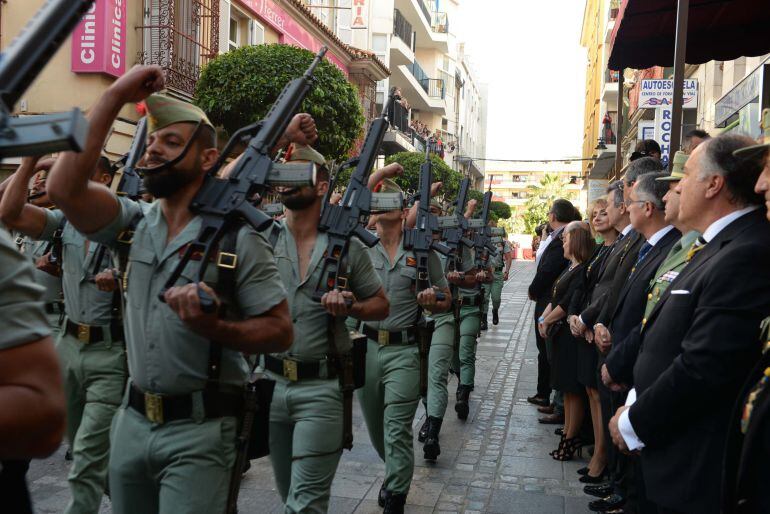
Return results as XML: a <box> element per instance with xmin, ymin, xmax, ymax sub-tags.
<box><xmin>580</xmin><ymin>0</ymin><xmax>605</xmax><ymax>176</ymax></box>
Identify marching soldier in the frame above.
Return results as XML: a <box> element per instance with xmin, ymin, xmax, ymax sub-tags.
<box><xmin>43</xmin><ymin>65</ymin><xmax>308</xmax><ymax>514</ymax></box>
<box><xmin>358</xmin><ymin>179</ymin><xmax>451</xmax><ymax>513</ymax></box>
<box><xmin>481</xmin><ymin>220</ymin><xmax>513</xmax><ymax>327</ymax></box>
<box><xmin>0</xmin><ymin>155</ymin><xmax>126</xmax><ymax>514</ymax></box>
<box><xmin>261</xmin><ymin>144</ymin><xmax>389</xmax><ymax>513</ymax></box>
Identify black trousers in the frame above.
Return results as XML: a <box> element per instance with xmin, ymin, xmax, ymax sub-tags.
<box><xmin>534</xmin><ymin>301</ymin><xmax>551</xmax><ymax>399</ymax></box>
<box><xmin>0</xmin><ymin>460</ymin><xmax>32</xmax><ymax>514</ymax></box>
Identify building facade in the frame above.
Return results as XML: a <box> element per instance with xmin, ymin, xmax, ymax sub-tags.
<box><xmin>0</xmin><ymin>0</ymin><xmax>387</xmax><ymax>177</ymax></box>
<box><xmin>304</xmin><ymin>0</ymin><xmax>488</xmax><ymax>187</ymax></box>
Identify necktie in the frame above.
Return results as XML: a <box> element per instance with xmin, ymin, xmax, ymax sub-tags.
<box><xmin>628</xmin><ymin>242</ymin><xmax>652</xmax><ymax>278</ymax></box>
<box><xmin>685</xmin><ymin>236</ymin><xmax>708</xmax><ymax>262</ymax></box>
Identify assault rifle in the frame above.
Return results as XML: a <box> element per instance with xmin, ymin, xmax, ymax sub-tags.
<box><xmin>313</xmin><ymin>88</ymin><xmax>395</xmax><ymax>301</ymax></box>
<box><xmin>438</xmin><ymin>177</ymin><xmax>474</xmax><ymax>272</ymax></box>
<box><xmin>114</xmin><ymin>117</ymin><xmax>148</xmax><ymax>199</ymax></box>
<box><xmin>403</xmin><ymin>139</ymin><xmax>450</xmax><ymax>301</ymax></box>
<box><xmin>0</xmin><ymin>0</ymin><xmax>93</xmax><ymax>157</ymax></box>
<box><xmin>160</xmin><ymin>47</ymin><xmax>327</xmax><ymax>311</ymax></box>
<box><xmin>468</xmin><ymin>191</ymin><xmax>497</xmax><ymax>272</ymax></box>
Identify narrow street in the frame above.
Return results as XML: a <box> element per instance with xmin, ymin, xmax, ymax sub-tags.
<box><xmin>28</xmin><ymin>260</ymin><xmax>591</xmax><ymax>513</ymax></box>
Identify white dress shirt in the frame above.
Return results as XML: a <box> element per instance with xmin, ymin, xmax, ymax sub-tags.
<box><xmin>618</xmin><ymin>206</ymin><xmax>760</xmax><ymax>450</ymax></box>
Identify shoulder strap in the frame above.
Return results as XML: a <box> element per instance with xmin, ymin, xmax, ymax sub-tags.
<box><xmin>207</xmin><ymin>226</ymin><xmax>240</xmax><ymax>389</ymax></box>
<box><xmin>116</xmin><ymin>211</ymin><xmax>143</xmax><ymax>273</ymax></box>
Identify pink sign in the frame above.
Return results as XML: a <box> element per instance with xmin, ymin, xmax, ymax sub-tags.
<box><xmin>236</xmin><ymin>0</ymin><xmax>349</xmax><ymax>76</ymax></box>
<box><xmin>71</xmin><ymin>0</ymin><xmax>127</xmax><ymax>78</ymax></box>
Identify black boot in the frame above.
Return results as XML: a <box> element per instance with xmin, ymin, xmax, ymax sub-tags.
<box><xmin>383</xmin><ymin>492</ymin><xmax>407</xmax><ymax>514</ymax></box>
<box><xmin>493</xmin><ymin>308</ymin><xmax>499</xmax><ymax>325</ymax></box>
<box><xmin>455</xmin><ymin>384</ymin><xmax>470</xmax><ymax>420</ymax></box>
<box><xmin>423</xmin><ymin>416</ymin><xmax>443</xmax><ymax>461</ymax></box>
<box><xmin>378</xmin><ymin>484</ymin><xmax>389</xmax><ymax>507</ymax></box>
<box><xmin>418</xmin><ymin>417</ymin><xmax>429</xmax><ymax>443</ymax></box>
<box><xmin>480</xmin><ymin>318</ymin><xmax>488</xmax><ymax>331</ymax></box>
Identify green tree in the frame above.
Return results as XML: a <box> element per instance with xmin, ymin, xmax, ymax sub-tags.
<box><xmin>466</xmin><ymin>190</ymin><xmax>511</xmax><ymax>222</ymax></box>
<box><xmin>194</xmin><ymin>44</ymin><xmax>364</xmax><ymax>162</ymax></box>
<box><xmin>519</xmin><ymin>173</ymin><xmax>577</xmax><ymax>235</ymax></box>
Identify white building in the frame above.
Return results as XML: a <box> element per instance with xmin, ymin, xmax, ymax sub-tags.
<box><xmin>305</xmin><ymin>0</ymin><xmax>487</xmax><ymax>186</ymax></box>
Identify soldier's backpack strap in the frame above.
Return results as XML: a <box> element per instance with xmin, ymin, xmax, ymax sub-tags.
<box><xmin>116</xmin><ymin>211</ymin><xmax>142</xmax><ymax>275</ymax></box>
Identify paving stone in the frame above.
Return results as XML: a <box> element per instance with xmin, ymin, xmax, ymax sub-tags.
<box><xmin>487</xmin><ymin>489</ymin><xmax>565</xmax><ymax>513</ymax></box>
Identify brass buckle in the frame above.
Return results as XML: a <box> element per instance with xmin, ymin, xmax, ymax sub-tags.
<box><xmin>377</xmin><ymin>330</ymin><xmax>390</xmax><ymax>346</ymax></box>
<box><xmin>283</xmin><ymin>359</ymin><xmax>298</xmax><ymax>381</ymax></box>
<box><xmin>77</xmin><ymin>324</ymin><xmax>91</xmax><ymax>343</ymax></box>
<box><xmin>417</xmin><ymin>271</ymin><xmax>429</xmax><ymax>281</ymax></box>
<box><xmin>144</xmin><ymin>392</ymin><xmax>164</xmax><ymax>424</ymax></box>
<box><xmin>217</xmin><ymin>252</ymin><xmax>237</xmax><ymax>270</ymax></box>
<box><xmin>336</xmin><ymin>276</ymin><xmax>348</xmax><ymax>289</ymax></box>
<box><xmin>117</xmin><ymin>229</ymin><xmax>134</xmax><ymax>245</ymax></box>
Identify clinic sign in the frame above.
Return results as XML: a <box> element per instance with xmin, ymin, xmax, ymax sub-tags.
<box><xmin>71</xmin><ymin>0</ymin><xmax>126</xmax><ymax>78</ymax></box>
<box><xmin>639</xmin><ymin>79</ymin><xmax>699</xmax><ymax>109</ymax></box>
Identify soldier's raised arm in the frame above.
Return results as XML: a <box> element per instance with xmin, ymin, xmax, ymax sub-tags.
<box><xmin>0</xmin><ymin>156</ymin><xmax>48</xmax><ymax>237</ymax></box>
<box><xmin>47</xmin><ymin>65</ymin><xmax>164</xmax><ymax>234</ymax></box>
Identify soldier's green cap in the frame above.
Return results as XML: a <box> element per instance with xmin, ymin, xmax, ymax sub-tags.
<box><xmin>377</xmin><ymin>178</ymin><xmax>403</xmax><ymax>195</ymax></box>
<box><xmin>734</xmin><ymin>108</ymin><xmax>770</xmax><ymax>158</ymax></box>
<box><xmin>144</xmin><ymin>94</ymin><xmax>214</xmax><ymax>134</ymax></box>
<box><xmin>286</xmin><ymin>143</ymin><xmax>327</xmax><ymax>169</ymax></box>
<box><xmin>656</xmin><ymin>151</ymin><xmax>688</xmax><ymax>182</ymax></box>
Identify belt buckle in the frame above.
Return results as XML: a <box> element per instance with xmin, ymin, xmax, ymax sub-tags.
<box><xmin>117</xmin><ymin>229</ymin><xmax>134</xmax><ymax>245</ymax></box>
<box><xmin>77</xmin><ymin>324</ymin><xmax>91</xmax><ymax>343</ymax></box>
<box><xmin>377</xmin><ymin>330</ymin><xmax>390</xmax><ymax>346</ymax></box>
<box><xmin>283</xmin><ymin>359</ymin><xmax>298</xmax><ymax>381</ymax></box>
<box><xmin>217</xmin><ymin>252</ymin><xmax>237</xmax><ymax>270</ymax></box>
<box><xmin>144</xmin><ymin>392</ymin><xmax>164</xmax><ymax>424</ymax></box>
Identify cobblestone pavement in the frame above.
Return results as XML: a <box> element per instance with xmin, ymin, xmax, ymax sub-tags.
<box><xmin>28</xmin><ymin>260</ymin><xmax>592</xmax><ymax>513</ymax></box>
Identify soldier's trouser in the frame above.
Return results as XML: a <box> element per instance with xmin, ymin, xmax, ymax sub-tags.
<box><xmin>426</xmin><ymin>317</ymin><xmax>456</xmax><ymax>419</ymax></box>
<box><xmin>452</xmin><ymin>305</ymin><xmax>481</xmax><ymax>387</ymax></box>
<box><xmin>481</xmin><ymin>272</ymin><xmax>504</xmax><ymax>315</ymax></box>
<box><xmin>358</xmin><ymin>340</ymin><xmax>419</xmax><ymax>495</ymax></box>
<box><xmin>56</xmin><ymin>332</ymin><xmax>126</xmax><ymax>514</ymax></box>
<box><xmin>108</xmin><ymin>402</ymin><xmax>237</xmax><ymax>514</ymax></box>
<box><xmin>268</xmin><ymin>377</ymin><xmax>343</xmax><ymax>514</ymax></box>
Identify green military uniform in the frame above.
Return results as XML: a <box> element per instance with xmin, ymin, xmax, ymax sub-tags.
<box><xmin>452</xmin><ymin>247</ymin><xmax>482</xmax><ymax>393</ymax></box>
<box><xmin>643</xmin><ymin>230</ymin><xmax>700</xmax><ymax>321</ymax></box>
<box><xmin>482</xmin><ymin>239</ymin><xmax>511</xmax><ymax>320</ymax></box>
<box><xmin>38</xmin><ymin>209</ymin><xmax>127</xmax><ymax>514</ymax></box>
<box><xmin>0</xmin><ymin>227</ymin><xmax>50</xmax><ymax>349</ymax></box>
<box><xmin>359</xmin><ymin>233</ymin><xmax>447</xmax><ymax>498</ymax></box>
<box><xmin>17</xmin><ymin>232</ymin><xmax>64</xmax><ymax>334</ymax></box>
<box><xmin>263</xmin><ymin>146</ymin><xmax>383</xmax><ymax>513</ymax></box>
<box><xmin>88</xmin><ymin>95</ymin><xmax>288</xmax><ymax>514</ymax></box>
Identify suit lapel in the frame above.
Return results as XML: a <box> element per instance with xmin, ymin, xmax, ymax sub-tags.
<box><xmin>643</xmin><ymin>211</ymin><xmax>763</xmax><ymax>330</ymax></box>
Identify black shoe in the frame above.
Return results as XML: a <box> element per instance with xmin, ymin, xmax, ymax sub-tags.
<box><xmin>423</xmin><ymin>416</ymin><xmax>443</xmax><ymax>461</ymax></box>
<box><xmin>555</xmin><ymin>427</ymin><xmax>564</xmax><ymax>436</ymax></box>
<box><xmin>493</xmin><ymin>309</ymin><xmax>499</xmax><ymax>325</ymax></box>
<box><xmin>526</xmin><ymin>395</ymin><xmax>549</xmax><ymax>407</ymax></box>
<box><xmin>64</xmin><ymin>448</ymin><xmax>73</xmax><ymax>461</ymax></box>
<box><xmin>383</xmin><ymin>492</ymin><xmax>407</xmax><ymax>514</ymax></box>
<box><xmin>577</xmin><ymin>466</ymin><xmax>589</xmax><ymax>476</ymax></box>
<box><xmin>480</xmin><ymin>319</ymin><xmax>488</xmax><ymax>331</ymax></box>
<box><xmin>455</xmin><ymin>385</ymin><xmax>471</xmax><ymax>420</ymax></box>
<box><xmin>583</xmin><ymin>483</ymin><xmax>613</xmax><ymax>498</ymax></box>
<box><xmin>580</xmin><ymin>468</ymin><xmax>608</xmax><ymax>484</ymax></box>
<box><xmin>418</xmin><ymin>418</ymin><xmax>429</xmax><ymax>443</ymax></box>
<box><xmin>588</xmin><ymin>494</ymin><xmax>625</xmax><ymax>512</ymax></box>
<box><xmin>378</xmin><ymin>485</ymin><xmax>389</xmax><ymax>507</ymax></box>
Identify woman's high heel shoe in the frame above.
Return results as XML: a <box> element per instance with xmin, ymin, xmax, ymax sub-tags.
<box><xmin>552</xmin><ymin>437</ymin><xmax>583</xmax><ymax>461</ymax></box>
<box><xmin>579</xmin><ymin>467</ymin><xmax>607</xmax><ymax>483</ymax></box>
<box><xmin>577</xmin><ymin>466</ymin><xmax>589</xmax><ymax>476</ymax></box>
<box><xmin>549</xmin><ymin>434</ymin><xmax>566</xmax><ymax>458</ymax></box>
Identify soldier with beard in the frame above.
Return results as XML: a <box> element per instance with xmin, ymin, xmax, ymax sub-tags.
<box><xmin>256</xmin><ymin>144</ymin><xmax>389</xmax><ymax>513</ymax></box>
<box><xmin>43</xmin><ymin>65</ymin><xmax>305</xmax><ymax>514</ymax></box>
<box><xmin>0</xmin><ymin>154</ymin><xmax>126</xmax><ymax>514</ymax></box>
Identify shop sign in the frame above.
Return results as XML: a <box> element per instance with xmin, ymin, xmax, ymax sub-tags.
<box><xmin>71</xmin><ymin>0</ymin><xmax>126</xmax><ymax>78</ymax></box>
<box><xmin>639</xmin><ymin>79</ymin><xmax>698</xmax><ymax>109</ymax></box>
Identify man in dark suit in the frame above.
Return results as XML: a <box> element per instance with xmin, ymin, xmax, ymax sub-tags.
<box><xmin>722</xmin><ymin>113</ymin><xmax>770</xmax><ymax>514</ymax></box>
<box><xmin>527</xmin><ymin>199</ymin><xmax>573</xmax><ymax>409</ymax></box>
<box><xmin>609</xmin><ymin>134</ymin><xmax>770</xmax><ymax>514</ymax></box>
<box><xmin>590</xmin><ymin>173</ymin><xmax>680</xmax><ymax>513</ymax></box>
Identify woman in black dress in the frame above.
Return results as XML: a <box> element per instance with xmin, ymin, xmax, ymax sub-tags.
<box><xmin>567</xmin><ymin>200</ymin><xmax>618</xmax><ymax>479</ymax></box>
<box><xmin>538</xmin><ymin>221</ymin><xmax>596</xmax><ymax>460</ymax></box>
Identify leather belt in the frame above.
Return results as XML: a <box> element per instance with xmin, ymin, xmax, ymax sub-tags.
<box><xmin>362</xmin><ymin>325</ymin><xmax>417</xmax><ymax>346</ymax></box>
<box><xmin>65</xmin><ymin>319</ymin><xmax>124</xmax><ymax>344</ymax></box>
<box><xmin>456</xmin><ymin>294</ymin><xmax>482</xmax><ymax>307</ymax></box>
<box><xmin>128</xmin><ymin>384</ymin><xmax>242</xmax><ymax>424</ymax></box>
<box><xmin>263</xmin><ymin>355</ymin><xmax>335</xmax><ymax>382</ymax></box>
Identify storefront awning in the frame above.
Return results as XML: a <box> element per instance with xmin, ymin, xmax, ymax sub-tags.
<box><xmin>608</xmin><ymin>0</ymin><xmax>770</xmax><ymax>71</ymax></box>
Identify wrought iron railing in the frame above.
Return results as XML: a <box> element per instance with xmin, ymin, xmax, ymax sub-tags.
<box><xmin>407</xmin><ymin>61</ymin><xmax>446</xmax><ymax>100</ymax></box>
<box><xmin>431</xmin><ymin>11</ymin><xmax>448</xmax><ymax>33</ymax></box>
<box><xmin>389</xmin><ymin>100</ymin><xmax>411</xmax><ymax>135</ymax></box>
<box><xmin>137</xmin><ymin>0</ymin><xmax>220</xmax><ymax>98</ymax></box>
<box><xmin>393</xmin><ymin>9</ymin><xmax>413</xmax><ymax>50</ymax></box>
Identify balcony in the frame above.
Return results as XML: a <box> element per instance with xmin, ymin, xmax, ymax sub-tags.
<box><xmin>390</xmin><ymin>59</ymin><xmax>446</xmax><ymax>114</ymax></box>
<box><xmin>602</xmin><ymin>69</ymin><xmax>619</xmax><ymax>106</ymax></box>
<box><xmin>138</xmin><ymin>0</ymin><xmax>220</xmax><ymax>98</ymax></box>
<box><xmin>394</xmin><ymin>0</ymin><xmax>449</xmax><ymax>51</ymax></box>
<box><xmin>408</xmin><ymin>61</ymin><xmax>446</xmax><ymax>99</ymax></box>
<box><xmin>391</xmin><ymin>9</ymin><xmax>415</xmax><ymax>67</ymax></box>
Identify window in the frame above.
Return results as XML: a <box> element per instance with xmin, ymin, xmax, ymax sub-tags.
<box><xmin>228</xmin><ymin>8</ymin><xmax>264</xmax><ymax>52</ymax></box>
<box><xmin>372</xmin><ymin>34</ymin><xmax>388</xmax><ymax>104</ymax></box>
<box><xmin>335</xmin><ymin>0</ymin><xmax>352</xmax><ymax>45</ymax></box>
<box><xmin>228</xmin><ymin>16</ymin><xmax>239</xmax><ymax>51</ymax></box>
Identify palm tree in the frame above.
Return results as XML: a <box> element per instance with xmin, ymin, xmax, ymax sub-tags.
<box><xmin>518</xmin><ymin>173</ymin><xmax>577</xmax><ymax>235</ymax></box>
